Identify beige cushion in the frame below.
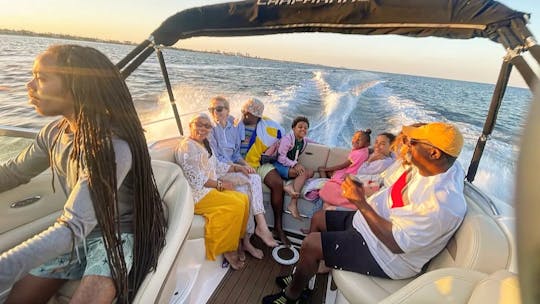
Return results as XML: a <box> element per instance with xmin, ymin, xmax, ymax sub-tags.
<box><xmin>427</xmin><ymin>213</ymin><xmax>509</xmax><ymax>274</ymax></box>
<box><xmin>334</xmin><ymin>268</ymin><xmax>488</xmax><ymax>304</ymax></box>
<box><xmin>298</xmin><ymin>143</ymin><xmax>330</xmax><ymax>170</ymax></box>
<box><xmin>325</xmin><ymin>147</ymin><xmax>350</xmax><ymax>168</ymax></box>
<box><xmin>468</xmin><ymin>270</ymin><xmax>521</xmax><ymax>304</ymax></box>
<box><xmin>380</xmin><ymin>268</ymin><xmax>488</xmax><ymax>304</ymax></box>
<box><xmin>148</xmin><ymin>136</ymin><xmax>183</xmax><ymax>163</ymax></box>
<box><xmin>134</xmin><ymin>160</ymin><xmax>195</xmax><ymax>303</ymax></box>
<box><xmin>332</xmin><ymin>270</ymin><xmax>415</xmax><ymax>303</ymax></box>
<box><xmin>188</xmin><ymin>215</ymin><xmax>206</xmax><ymax>240</ymax></box>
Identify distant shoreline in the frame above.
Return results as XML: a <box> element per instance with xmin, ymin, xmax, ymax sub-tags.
<box><xmin>0</xmin><ymin>28</ymin><xmax>266</xmax><ymax>59</ymax></box>
<box><xmin>0</xmin><ymin>28</ymin><xmax>136</xmax><ymax>46</ymax></box>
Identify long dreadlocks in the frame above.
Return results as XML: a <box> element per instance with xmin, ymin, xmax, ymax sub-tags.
<box><xmin>44</xmin><ymin>44</ymin><xmax>167</xmax><ymax>302</ymax></box>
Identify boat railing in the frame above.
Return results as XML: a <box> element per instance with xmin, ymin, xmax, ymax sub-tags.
<box><xmin>464</xmin><ymin>181</ymin><xmax>500</xmax><ymax>216</ymax></box>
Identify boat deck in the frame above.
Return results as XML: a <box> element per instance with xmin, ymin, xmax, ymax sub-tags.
<box><xmin>207</xmin><ymin>236</ymin><xmax>329</xmax><ymax>303</ymax></box>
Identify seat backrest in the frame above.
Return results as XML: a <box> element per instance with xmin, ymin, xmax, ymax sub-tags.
<box><xmin>298</xmin><ymin>143</ymin><xmax>330</xmax><ymax>170</ymax></box>
<box><xmin>133</xmin><ymin>160</ymin><xmax>194</xmax><ymax>303</ymax></box>
<box><xmin>427</xmin><ymin>195</ymin><xmax>510</xmax><ymax>274</ymax></box>
<box><xmin>148</xmin><ymin>136</ymin><xmax>184</xmax><ymax>163</ymax></box>
<box><xmin>325</xmin><ymin>146</ymin><xmax>350</xmax><ymax>168</ymax></box>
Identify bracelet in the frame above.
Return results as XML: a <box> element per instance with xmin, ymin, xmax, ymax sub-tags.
<box><xmin>217</xmin><ymin>180</ymin><xmax>223</xmax><ymax>191</ymax></box>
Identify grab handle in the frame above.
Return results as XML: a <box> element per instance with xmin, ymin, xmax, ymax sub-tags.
<box><xmin>10</xmin><ymin>196</ymin><xmax>41</xmax><ymax>208</ymax></box>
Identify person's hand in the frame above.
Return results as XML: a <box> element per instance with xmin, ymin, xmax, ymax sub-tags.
<box><xmin>294</xmin><ymin>164</ymin><xmax>306</xmax><ymax>175</ymax></box>
<box><xmin>221</xmin><ymin>180</ymin><xmax>235</xmax><ymax>191</ymax></box>
<box><xmin>368</xmin><ymin>152</ymin><xmax>386</xmax><ymax>162</ymax></box>
<box><xmin>236</xmin><ymin>165</ymin><xmax>255</xmax><ymax>175</ymax></box>
<box><xmin>341</xmin><ymin>176</ymin><xmax>367</xmax><ymax>209</ymax></box>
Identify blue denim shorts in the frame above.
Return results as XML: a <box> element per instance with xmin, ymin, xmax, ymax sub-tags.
<box><xmin>29</xmin><ymin>233</ymin><xmax>134</xmax><ymax>280</ymax></box>
<box><xmin>273</xmin><ymin>161</ymin><xmax>291</xmax><ymax>180</ymax></box>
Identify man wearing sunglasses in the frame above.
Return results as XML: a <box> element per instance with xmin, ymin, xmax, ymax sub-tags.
<box><xmin>263</xmin><ymin>122</ymin><xmax>467</xmax><ymax>304</ymax></box>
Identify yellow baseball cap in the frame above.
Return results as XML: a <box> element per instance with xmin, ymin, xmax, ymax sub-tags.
<box><xmin>402</xmin><ymin>122</ymin><xmax>464</xmax><ymax>157</ymax></box>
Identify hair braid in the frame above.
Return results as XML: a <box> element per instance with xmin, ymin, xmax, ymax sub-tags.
<box><xmin>47</xmin><ymin>44</ymin><xmax>167</xmax><ymax>303</ymax></box>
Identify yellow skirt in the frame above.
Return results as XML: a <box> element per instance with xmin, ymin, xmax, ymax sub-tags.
<box><xmin>195</xmin><ymin>189</ymin><xmax>249</xmax><ymax>260</ymax></box>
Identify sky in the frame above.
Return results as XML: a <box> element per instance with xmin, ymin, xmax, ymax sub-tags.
<box><xmin>1</xmin><ymin>0</ymin><xmax>539</xmax><ymax>87</ymax></box>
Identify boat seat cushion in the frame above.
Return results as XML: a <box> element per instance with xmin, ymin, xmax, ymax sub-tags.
<box><xmin>148</xmin><ymin>136</ymin><xmax>183</xmax><ymax>163</ymax></box>
<box><xmin>332</xmin><ymin>203</ymin><xmax>510</xmax><ymax>303</ymax></box>
<box><xmin>324</xmin><ymin>146</ymin><xmax>350</xmax><ymax>168</ymax></box>
<box><xmin>188</xmin><ymin>214</ymin><xmax>206</xmax><ymax>240</ymax></box>
<box><xmin>467</xmin><ymin>269</ymin><xmax>521</xmax><ymax>304</ymax></box>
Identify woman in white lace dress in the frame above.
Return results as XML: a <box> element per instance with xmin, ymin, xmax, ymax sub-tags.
<box><xmin>175</xmin><ymin>114</ymin><xmax>250</xmax><ymax>270</ymax></box>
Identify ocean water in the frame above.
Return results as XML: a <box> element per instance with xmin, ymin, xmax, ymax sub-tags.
<box><xmin>0</xmin><ymin>34</ymin><xmax>532</xmax><ymax>204</ymax></box>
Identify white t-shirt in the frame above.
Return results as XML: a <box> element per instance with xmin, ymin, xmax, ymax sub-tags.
<box><xmin>352</xmin><ymin>162</ymin><xmax>467</xmax><ymax>279</ymax></box>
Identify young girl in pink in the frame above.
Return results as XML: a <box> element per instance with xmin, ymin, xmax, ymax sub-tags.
<box><xmin>318</xmin><ymin>129</ymin><xmax>371</xmax><ymax>208</ymax></box>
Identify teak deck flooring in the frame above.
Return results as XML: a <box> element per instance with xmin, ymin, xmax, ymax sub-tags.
<box><xmin>207</xmin><ymin>236</ymin><xmax>328</xmax><ymax>304</ymax></box>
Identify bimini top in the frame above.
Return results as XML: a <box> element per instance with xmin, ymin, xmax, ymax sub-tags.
<box><xmin>151</xmin><ymin>0</ymin><xmax>530</xmax><ymax>49</ymax></box>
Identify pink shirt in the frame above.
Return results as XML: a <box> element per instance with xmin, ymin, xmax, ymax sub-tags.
<box><xmin>331</xmin><ymin>147</ymin><xmax>369</xmax><ymax>181</ymax></box>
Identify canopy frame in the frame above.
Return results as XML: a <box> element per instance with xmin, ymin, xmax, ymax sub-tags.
<box><xmin>116</xmin><ymin>0</ymin><xmax>539</xmax><ymax>181</ymax></box>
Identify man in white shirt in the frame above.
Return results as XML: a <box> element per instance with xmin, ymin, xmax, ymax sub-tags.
<box><xmin>263</xmin><ymin>122</ymin><xmax>467</xmax><ymax>304</ymax></box>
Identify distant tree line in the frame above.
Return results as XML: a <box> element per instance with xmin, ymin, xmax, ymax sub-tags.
<box><xmin>0</xmin><ymin>28</ymin><xmax>135</xmax><ymax>46</ymax></box>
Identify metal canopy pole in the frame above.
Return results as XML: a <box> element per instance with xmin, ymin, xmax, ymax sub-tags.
<box><xmin>156</xmin><ymin>47</ymin><xmax>184</xmax><ymax>136</ymax></box>
<box><xmin>116</xmin><ymin>39</ymin><xmax>152</xmax><ymax>70</ymax></box>
<box><xmin>120</xmin><ymin>47</ymin><xmax>155</xmax><ymax>79</ymax></box>
<box><xmin>510</xmin><ymin>55</ymin><xmax>539</xmax><ymax>90</ymax></box>
<box><xmin>466</xmin><ymin>59</ymin><xmax>513</xmax><ymax>182</ymax></box>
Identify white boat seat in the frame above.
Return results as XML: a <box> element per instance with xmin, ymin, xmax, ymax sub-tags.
<box><xmin>332</xmin><ymin>195</ymin><xmax>511</xmax><ymax>304</ymax></box>
<box><xmin>334</xmin><ymin>268</ymin><xmax>520</xmax><ymax>304</ymax></box>
<box><xmin>467</xmin><ymin>269</ymin><xmax>521</xmax><ymax>303</ymax></box>
<box><xmin>47</xmin><ymin>160</ymin><xmax>195</xmax><ymax>303</ymax></box>
<box><xmin>148</xmin><ymin>137</ymin><xmax>207</xmax><ymax>240</ymax></box>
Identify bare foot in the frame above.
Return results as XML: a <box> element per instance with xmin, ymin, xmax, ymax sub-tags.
<box><xmin>237</xmin><ymin>244</ymin><xmax>246</xmax><ymax>262</ymax></box>
<box><xmin>274</xmin><ymin>229</ymin><xmax>291</xmax><ymax>247</ymax></box>
<box><xmin>243</xmin><ymin>238</ymin><xmax>264</xmax><ymax>259</ymax></box>
<box><xmin>255</xmin><ymin>226</ymin><xmax>279</xmax><ymax>247</ymax></box>
<box><xmin>287</xmin><ymin>200</ymin><xmax>301</xmax><ymax>219</ymax></box>
<box><xmin>283</xmin><ymin>184</ymin><xmax>300</xmax><ymax>198</ymax></box>
<box><xmin>223</xmin><ymin>252</ymin><xmax>245</xmax><ymax>270</ymax></box>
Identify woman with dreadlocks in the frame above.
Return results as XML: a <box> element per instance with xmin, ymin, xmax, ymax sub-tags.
<box><xmin>0</xmin><ymin>44</ymin><xmax>167</xmax><ymax>303</ymax></box>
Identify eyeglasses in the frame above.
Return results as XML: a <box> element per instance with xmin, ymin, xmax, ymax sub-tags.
<box><xmin>193</xmin><ymin>122</ymin><xmax>212</xmax><ymax>129</ymax></box>
<box><xmin>208</xmin><ymin>106</ymin><xmax>227</xmax><ymax>113</ymax></box>
<box><xmin>408</xmin><ymin>138</ymin><xmax>436</xmax><ymax>148</ymax></box>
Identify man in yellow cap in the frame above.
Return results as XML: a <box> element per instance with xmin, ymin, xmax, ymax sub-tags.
<box><xmin>263</xmin><ymin>122</ymin><xmax>467</xmax><ymax>304</ymax></box>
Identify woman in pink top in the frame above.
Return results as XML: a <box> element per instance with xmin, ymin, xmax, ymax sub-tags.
<box><xmin>318</xmin><ymin>130</ymin><xmax>372</xmax><ymax>209</ymax></box>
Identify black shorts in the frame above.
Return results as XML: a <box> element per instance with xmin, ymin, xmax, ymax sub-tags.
<box><xmin>321</xmin><ymin>211</ymin><xmax>389</xmax><ymax>278</ymax></box>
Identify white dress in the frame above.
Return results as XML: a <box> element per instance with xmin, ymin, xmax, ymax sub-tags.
<box><xmin>175</xmin><ymin>138</ymin><xmax>264</xmax><ymax>234</ymax></box>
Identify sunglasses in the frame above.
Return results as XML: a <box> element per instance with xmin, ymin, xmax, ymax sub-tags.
<box><xmin>193</xmin><ymin>122</ymin><xmax>212</xmax><ymax>129</ymax></box>
<box><xmin>408</xmin><ymin>138</ymin><xmax>436</xmax><ymax>148</ymax></box>
<box><xmin>208</xmin><ymin>106</ymin><xmax>227</xmax><ymax>113</ymax></box>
